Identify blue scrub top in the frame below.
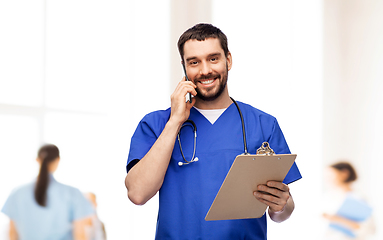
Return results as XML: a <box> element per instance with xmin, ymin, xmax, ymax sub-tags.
<box><xmin>127</xmin><ymin>101</ymin><xmax>302</xmax><ymax>240</ymax></box>
<box><xmin>1</xmin><ymin>175</ymin><xmax>94</xmax><ymax>240</ymax></box>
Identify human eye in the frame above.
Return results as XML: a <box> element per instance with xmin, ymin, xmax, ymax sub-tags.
<box><xmin>210</xmin><ymin>55</ymin><xmax>219</xmax><ymax>63</ymax></box>
<box><xmin>188</xmin><ymin>60</ymin><xmax>198</xmax><ymax>66</ymax></box>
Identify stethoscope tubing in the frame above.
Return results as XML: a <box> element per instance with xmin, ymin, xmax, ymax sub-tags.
<box><xmin>177</xmin><ymin>120</ymin><xmax>197</xmax><ymax>165</ymax></box>
<box><xmin>177</xmin><ymin>97</ymin><xmax>248</xmax><ymax>166</ymax></box>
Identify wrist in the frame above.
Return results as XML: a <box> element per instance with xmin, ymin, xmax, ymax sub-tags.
<box><xmin>268</xmin><ymin>194</ymin><xmax>295</xmax><ymax>223</ymax></box>
<box><xmin>269</xmin><ymin>204</ymin><xmax>286</xmax><ymax>214</ymax></box>
<box><xmin>166</xmin><ymin>117</ymin><xmax>185</xmax><ymax>132</ymax></box>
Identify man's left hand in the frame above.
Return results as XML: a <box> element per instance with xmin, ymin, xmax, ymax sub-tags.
<box><xmin>253</xmin><ymin>181</ymin><xmax>290</xmax><ymax>213</ymax></box>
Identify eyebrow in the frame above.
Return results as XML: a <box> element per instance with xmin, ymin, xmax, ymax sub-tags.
<box><xmin>185</xmin><ymin>52</ymin><xmax>222</xmax><ymax>63</ymax></box>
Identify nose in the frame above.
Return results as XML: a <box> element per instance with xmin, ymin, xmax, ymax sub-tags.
<box><xmin>199</xmin><ymin>61</ymin><xmax>212</xmax><ymax>76</ymax></box>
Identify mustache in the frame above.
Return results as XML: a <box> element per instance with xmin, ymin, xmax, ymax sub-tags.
<box><xmin>195</xmin><ymin>73</ymin><xmax>220</xmax><ymax>81</ymax></box>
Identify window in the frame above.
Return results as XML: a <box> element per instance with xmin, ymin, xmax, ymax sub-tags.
<box><xmin>0</xmin><ymin>1</ymin><xmax>170</xmax><ymax>239</ymax></box>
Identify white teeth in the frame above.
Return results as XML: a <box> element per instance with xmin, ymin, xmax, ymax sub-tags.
<box><xmin>201</xmin><ymin>79</ymin><xmax>214</xmax><ymax>84</ymax></box>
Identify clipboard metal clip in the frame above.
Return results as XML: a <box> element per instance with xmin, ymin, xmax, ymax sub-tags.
<box><xmin>256</xmin><ymin>142</ymin><xmax>275</xmax><ymax>156</ymax></box>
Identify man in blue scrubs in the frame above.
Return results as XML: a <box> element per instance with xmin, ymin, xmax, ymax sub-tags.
<box><xmin>125</xmin><ymin>23</ymin><xmax>302</xmax><ymax>239</ymax></box>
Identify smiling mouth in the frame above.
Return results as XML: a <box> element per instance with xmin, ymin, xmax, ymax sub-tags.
<box><xmin>200</xmin><ymin>79</ymin><xmax>214</xmax><ymax>84</ymax></box>
<box><xmin>198</xmin><ymin>76</ymin><xmax>219</xmax><ymax>85</ymax></box>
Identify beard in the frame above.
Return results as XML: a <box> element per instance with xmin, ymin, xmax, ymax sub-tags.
<box><xmin>195</xmin><ymin>64</ymin><xmax>229</xmax><ymax>101</ymax></box>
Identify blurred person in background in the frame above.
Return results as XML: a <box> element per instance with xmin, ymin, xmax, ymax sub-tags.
<box><xmin>84</xmin><ymin>192</ymin><xmax>107</xmax><ymax>240</ymax></box>
<box><xmin>1</xmin><ymin>144</ymin><xmax>94</xmax><ymax>240</ymax></box>
<box><xmin>322</xmin><ymin>161</ymin><xmax>375</xmax><ymax>239</ymax></box>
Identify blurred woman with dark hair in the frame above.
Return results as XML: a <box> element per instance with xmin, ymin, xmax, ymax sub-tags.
<box><xmin>322</xmin><ymin>161</ymin><xmax>375</xmax><ymax>240</ymax></box>
<box><xmin>1</xmin><ymin>144</ymin><xmax>94</xmax><ymax>240</ymax></box>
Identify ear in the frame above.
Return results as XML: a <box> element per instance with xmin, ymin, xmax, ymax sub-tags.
<box><xmin>226</xmin><ymin>52</ymin><xmax>232</xmax><ymax>71</ymax></box>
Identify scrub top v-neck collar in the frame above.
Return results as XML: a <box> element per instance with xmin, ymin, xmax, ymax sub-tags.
<box><xmin>192</xmin><ymin>103</ymin><xmax>235</xmax><ymax>125</ymax></box>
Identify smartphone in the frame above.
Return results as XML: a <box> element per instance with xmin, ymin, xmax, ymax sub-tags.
<box><xmin>182</xmin><ymin>64</ymin><xmax>192</xmax><ymax>103</ymax></box>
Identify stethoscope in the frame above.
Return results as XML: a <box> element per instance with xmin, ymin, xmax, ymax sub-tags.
<box><xmin>177</xmin><ymin>97</ymin><xmax>248</xmax><ymax>166</ymax></box>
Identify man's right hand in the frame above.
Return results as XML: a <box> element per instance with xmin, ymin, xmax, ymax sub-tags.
<box><xmin>169</xmin><ymin>77</ymin><xmax>197</xmax><ymax>127</ymax></box>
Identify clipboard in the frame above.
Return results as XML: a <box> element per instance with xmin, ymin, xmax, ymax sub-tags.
<box><xmin>205</xmin><ymin>142</ymin><xmax>297</xmax><ymax>221</ymax></box>
<box><xmin>329</xmin><ymin>195</ymin><xmax>373</xmax><ymax>237</ymax></box>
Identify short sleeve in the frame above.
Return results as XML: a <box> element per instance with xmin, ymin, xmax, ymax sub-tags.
<box><xmin>1</xmin><ymin>189</ymin><xmax>18</xmax><ymax>220</ymax></box>
<box><xmin>267</xmin><ymin>119</ymin><xmax>302</xmax><ymax>184</ymax></box>
<box><xmin>126</xmin><ymin>110</ymin><xmax>170</xmax><ymax>173</ymax></box>
<box><xmin>70</xmin><ymin>188</ymin><xmax>94</xmax><ymax>221</ymax></box>
<box><xmin>126</xmin><ymin>121</ymin><xmax>158</xmax><ymax>173</ymax></box>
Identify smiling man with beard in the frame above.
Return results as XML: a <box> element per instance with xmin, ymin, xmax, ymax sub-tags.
<box><xmin>124</xmin><ymin>23</ymin><xmax>301</xmax><ymax>239</ymax></box>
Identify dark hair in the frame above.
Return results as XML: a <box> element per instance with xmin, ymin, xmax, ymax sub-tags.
<box><xmin>34</xmin><ymin>144</ymin><xmax>60</xmax><ymax>207</ymax></box>
<box><xmin>177</xmin><ymin>23</ymin><xmax>229</xmax><ymax>62</ymax></box>
<box><xmin>330</xmin><ymin>161</ymin><xmax>358</xmax><ymax>183</ymax></box>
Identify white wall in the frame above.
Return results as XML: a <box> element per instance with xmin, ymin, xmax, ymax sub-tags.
<box><xmin>0</xmin><ymin>1</ymin><xmax>170</xmax><ymax>239</ymax></box>
<box><xmin>324</xmin><ymin>0</ymin><xmax>383</xmax><ymax>238</ymax></box>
